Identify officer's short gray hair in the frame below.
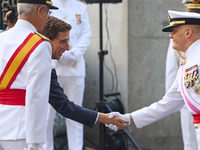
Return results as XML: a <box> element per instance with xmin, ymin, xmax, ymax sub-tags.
<box><xmin>17</xmin><ymin>3</ymin><xmax>47</xmax><ymax>17</ymax></box>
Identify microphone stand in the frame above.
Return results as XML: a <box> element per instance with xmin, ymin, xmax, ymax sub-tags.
<box><xmin>91</xmin><ymin>3</ymin><xmax>142</xmax><ymax>150</ymax></box>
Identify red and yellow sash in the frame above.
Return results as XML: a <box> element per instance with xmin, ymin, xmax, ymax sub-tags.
<box><xmin>0</xmin><ymin>33</ymin><xmax>45</xmax><ymax>106</ymax></box>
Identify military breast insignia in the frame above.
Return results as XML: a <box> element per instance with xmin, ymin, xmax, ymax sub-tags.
<box><xmin>184</xmin><ymin>64</ymin><xmax>200</xmax><ymax>94</ymax></box>
<box><xmin>76</xmin><ymin>14</ymin><xmax>81</xmax><ymax>25</ymax></box>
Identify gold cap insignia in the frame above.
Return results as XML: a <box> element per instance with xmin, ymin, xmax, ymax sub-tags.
<box><xmin>46</xmin><ymin>1</ymin><xmax>52</xmax><ymax>5</ymax></box>
<box><xmin>168</xmin><ymin>15</ymin><xmax>171</xmax><ymax>22</ymax></box>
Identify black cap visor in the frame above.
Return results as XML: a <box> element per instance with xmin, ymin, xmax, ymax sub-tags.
<box><xmin>162</xmin><ymin>24</ymin><xmax>179</xmax><ymax>32</ymax></box>
<box><xmin>162</xmin><ymin>18</ymin><xmax>200</xmax><ymax>32</ymax></box>
<box><xmin>48</xmin><ymin>4</ymin><xmax>58</xmax><ymax>10</ymax></box>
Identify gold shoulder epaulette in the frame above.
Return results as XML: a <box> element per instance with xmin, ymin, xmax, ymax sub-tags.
<box><xmin>34</xmin><ymin>31</ymin><xmax>51</xmax><ymax>42</ymax></box>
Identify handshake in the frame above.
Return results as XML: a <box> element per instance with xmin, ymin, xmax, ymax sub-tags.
<box><xmin>97</xmin><ymin>112</ymin><xmax>133</xmax><ymax>131</ymax></box>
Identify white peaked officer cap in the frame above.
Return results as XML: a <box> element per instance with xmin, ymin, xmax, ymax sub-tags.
<box><xmin>182</xmin><ymin>0</ymin><xmax>200</xmax><ymax>9</ymax></box>
<box><xmin>162</xmin><ymin>10</ymin><xmax>200</xmax><ymax>32</ymax></box>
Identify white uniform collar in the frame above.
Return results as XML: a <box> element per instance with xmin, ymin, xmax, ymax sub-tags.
<box><xmin>185</xmin><ymin>39</ymin><xmax>200</xmax><ymax>58</ymax></box>
<box><xmin>14</xmin><ymin>19</ymin><xmax>37</xmax><ymax>32</ymax></box>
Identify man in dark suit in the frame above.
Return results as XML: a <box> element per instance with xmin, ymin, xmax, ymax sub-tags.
<box><xmin>41</xmin><ymin>16</ymin><xmax>128</xmax><ymax>149</ymax></box>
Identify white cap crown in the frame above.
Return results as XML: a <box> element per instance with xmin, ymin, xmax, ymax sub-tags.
<box><xmin>162</xmin><ymin>10</ymin><xmax>200</xmax><ymax>32</ymax></box>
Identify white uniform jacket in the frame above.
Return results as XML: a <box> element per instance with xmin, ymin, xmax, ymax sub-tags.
<box><xmin>51</xmin><ymin>0</ymin><xmax>92</xmax><ymax>77</ymax></box>
<box><xmin>0</xmin><ymin>19</ymin><xmax>52</xmax><ymax>143</ymax></box>
<box><xmin>132</xmin><ymin>39</ymin><xmax>200</xmax><ymax>128</ymax></box>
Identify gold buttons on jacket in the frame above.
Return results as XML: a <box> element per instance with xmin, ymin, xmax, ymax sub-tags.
<box><xmin>195</xmin><ymin>125</ymin><xmax>198</xmax><ymax>129</ymax></box>
<box><xmin>64</xmin><ymin>16</ymin><xmax>67</xmax><ymax>19</ymax></box>
<box><xmin>63</xmin><ymin>5</ymin><xmax>66</xmax><ymax>8</ymax></box>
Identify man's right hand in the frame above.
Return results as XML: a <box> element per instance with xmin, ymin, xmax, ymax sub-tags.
<box><xmin>97</xmin><ymin>112</ymin><xmax>129</xmax><ymax>131</ymax></box>
<box><xmin>105</xmin><ymin>112</ymin><xmax>134</xmax><ymax>131</ymax></box>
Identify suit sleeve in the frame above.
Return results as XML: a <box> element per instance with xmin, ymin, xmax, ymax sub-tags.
<box><xmin>49</xmin><ymin>69</ymin><xmax>98</xmax><ymax>127</ymax></box>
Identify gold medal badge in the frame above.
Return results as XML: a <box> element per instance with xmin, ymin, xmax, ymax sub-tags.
<box><xmin>185</xmin><ymin>65</ymin><xmax>200</xmax><ymax>94</ymax></box>
<box><xmin>76</xmin><ymin>14</ymin><xmax>81</xmax><ymax>25</ymax></box>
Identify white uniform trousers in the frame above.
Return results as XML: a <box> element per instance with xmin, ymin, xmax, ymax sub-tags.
<box><xmin>58</xmin><ymin>76</ymin><xmax>85</xmax><ymax>150</ymax></box>
<box><xmin>44</xmin><ymin>105</ymin><xmax>56</xmax><ymax>150</ymax></box>
<box><xmin>194</xmin><ymin>124</ymin><xmax>200</xmax><ymax>150</ymax></box>
<box><xmin>0</xmin><ymin>140</ymin><xmax>26</xmax><ymax>150</ymax></box>
<box><xmin>180</xmin><ymin>106</ymin><xmax>198</xmax><ymax>150</ymax></box>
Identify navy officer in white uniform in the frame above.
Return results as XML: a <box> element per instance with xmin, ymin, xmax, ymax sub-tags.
<box><xmin>165</xmin><ymin>1</ymin><xmax>200</xmax><ymax>149</ymax></box>
<box><xmin>0</xmin><ymin>0</ymin><xmax>58</xmax><ymax>150</ymax></box>
<box><xmin>108</xmin><ymin>10</ymin><xmax>200</xmax><ymax>149</ymax></box>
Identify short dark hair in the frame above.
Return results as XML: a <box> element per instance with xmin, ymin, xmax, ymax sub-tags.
<box><xmin>42</xmin><ymin>16</ymin><xmax>72</xmax><ymax>40</ymax></box>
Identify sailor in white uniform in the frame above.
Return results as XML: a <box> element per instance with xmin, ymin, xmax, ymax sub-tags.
<box><xmin>0</xmin><ymin>0</ymin><xmax>58</xmax><ymax>150</ymax></box>
<box><xmin>109</xmin><ymin>10</ymin><xmax>200</xmax><ymax>150</ymax></box>
<box><xmin>165</xmin><ymin>1</ymin><xmax>200</xmax><ymax>149</ymax></box>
